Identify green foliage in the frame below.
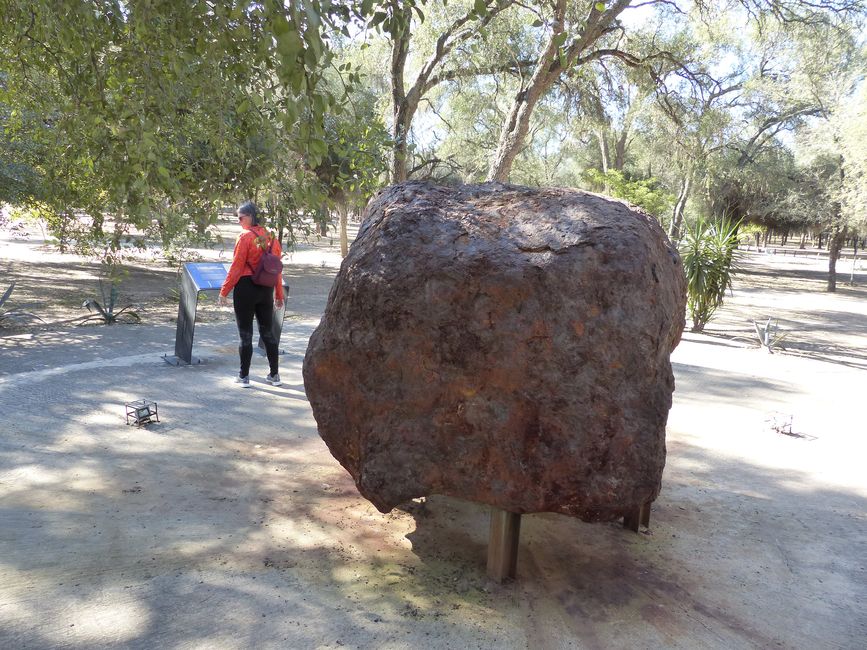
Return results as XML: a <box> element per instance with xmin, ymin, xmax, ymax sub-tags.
<box><xmin>583</xmin><ymin>169</ymin><xmax>674</xmax><ymax>220</ymax></box>
<box><xmin>839</xmin><ymin>83</ymin><xmax>867</xmax><ymax>229</ymax></box>
<box><xmin>314</xmin><ymin>90</ymin><xmax>391</xmax><ymax>202</ymax></box>
<box><xmin>0</xmin><ymin>100</ymin><xmax>43</xmax><ymax>204</ymax></box>
<box><xmin>0</xmin><ymin>282</ymin><xmax>44</xmax><ymax>326</ymax></box>
<box><xmin>80</xmin><ymin>281</ymin><xmax>140</xmax><ymax>325</ymax></box>
<box><xmin>738</xmin><ymin>223</ymin><xmax>766</xmax><ymax>246</ymax></box>
<box><xmin>679</xmin><ymin>217</ymin><xmax>742</xmax><ymax>333</ymax></box>
<box><xmin>0</xmin><ymin>0</ymin><xmax>389</xmax><ymax>257</ymax></box>
<box><xmin>701</xmin><ymin>145</ymin><xmax>799</xmax><ymax>230</ymax></box>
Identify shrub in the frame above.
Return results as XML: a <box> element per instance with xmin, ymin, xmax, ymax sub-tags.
<box><xmin>679</xmin><ymin>217</ymin><xmax>742</xmax><ymax>332</ymax></box>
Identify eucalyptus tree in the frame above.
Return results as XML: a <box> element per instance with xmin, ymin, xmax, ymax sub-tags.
<box><xmin>581</xmin><ymin>63</ymin><xmax>652</xmax><ymax>176</ymax></box>
<box><xmin>428</xmin><ymin>63</ymin><xmax>593</xmax><ymax>185</ymax></box>
<box><xmin>483</xmin><ymin>0</ymin><xmax>865</xmax><ymax>184</ymax></box>
<box><xmin>624</xmin><ymin>22</ymin><xmax>744</xmax><ymax>241</ymax></box>
<box><xmin>357</xmin><ymin>0</ymin><xmax>521</xmax><ymax>182</ymax></box>
<box><xmin>486</xmin><ymin>0</ymin><xmax>636</xmax><ymax>182</ymax></box>
<box><xmin>378</xmin><ymin>4</ymin><xmax>647</xmax><ymax>186</ymax></box>
<box><xmin>793</xmin><ymin>119</ymin><xmax>863</xmax><ymax>292</ymax></box>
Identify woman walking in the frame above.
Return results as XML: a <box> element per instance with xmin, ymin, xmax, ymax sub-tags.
<box><xmin>218</xmin><ymin>202</ymin><xmax>284</xmax><ymax>387</ymax></box>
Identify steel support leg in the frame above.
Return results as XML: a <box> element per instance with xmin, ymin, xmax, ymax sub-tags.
<box><xmin>623</xmin><ymin>501</ymin><xmax>652</xmax><ymax>532</ymax></box>
<box><xmin>487</xmin><ymin>508</ymin><xmax>521</xmax><ymax>582</ymax></box>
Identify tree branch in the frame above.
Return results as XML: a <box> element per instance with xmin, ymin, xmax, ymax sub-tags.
<box><xmin>426</xmin><ymin>59</ymin><xmax>538</xmax><ymax>89</ymax></box>
<box><xmin>412</xmin><ymin>0</ymin><xmax>517</xmax><ymax>100</ymax></box>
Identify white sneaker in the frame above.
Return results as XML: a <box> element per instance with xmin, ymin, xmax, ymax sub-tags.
<box><xmin>266</xmin><ymin>373</ymin><xmax>282</xmax><ymax>387</ymax></box>
<box><xmin>235</xmin><ymin>375</ymin><xmax>251</xmax><ymax>387</ymax></box>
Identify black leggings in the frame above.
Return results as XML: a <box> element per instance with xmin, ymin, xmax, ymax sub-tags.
<box><xmin>232</xmin><ymin>276</ymin><xmax>279</xmax><ymax>377</ymax></box>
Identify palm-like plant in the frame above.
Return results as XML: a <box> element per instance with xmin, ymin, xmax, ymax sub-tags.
<box><xmin>679</xmin><ymin>217</ymin><xmax>742</xmax><ymax>332</ymax></box>
<box><xmin>80</xmin><ymin>281</ymin><xmax>140</xmax><ymax>325</ymax></box>
<box><xmin>0</xmin><ymin>282</ymin><xmax>44</xmax><ymax>326</ymax></box>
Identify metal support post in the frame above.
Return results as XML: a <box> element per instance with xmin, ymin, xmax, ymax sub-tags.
<box><xmin>487</xmin><ymin>508</ymin><xmax>521</xmax><ymax>582</ymax></box>
<box><xmin>623</xmin><ymin>501</ymin><xmax>652</xmax><ymax>532</ymax></box>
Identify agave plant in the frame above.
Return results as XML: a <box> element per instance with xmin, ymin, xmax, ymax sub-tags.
<box><xmin>0</xmin><ymin>282</ymin><xmax>44</xmax><ymax>326</ymax></box>
<box><xmin>80</xmin><ymin>280</ymin><xmax>141</xmax><ymax>325</ymax></box>
<box><xmin>679</xmin><ymin>217</ymin><xmax>742</xmax><ymax>332</ymax></box>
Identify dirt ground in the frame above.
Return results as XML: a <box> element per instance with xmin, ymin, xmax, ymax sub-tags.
<box><xmin>1</xmin><ymin>219</ymin><xmax>866</xmax><ymax>649</ymax></box>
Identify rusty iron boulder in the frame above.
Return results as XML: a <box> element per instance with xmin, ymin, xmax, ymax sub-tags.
<box><xmin>303</xmin><ymin>181</ymin><xmax>686</xmax><ymax>521</ymax></box>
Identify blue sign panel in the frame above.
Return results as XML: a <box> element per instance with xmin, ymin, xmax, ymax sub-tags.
<box><xmin>186</xmin><ymin>262</ymin><xmax>232</xmax><ymax>291</ymax></box>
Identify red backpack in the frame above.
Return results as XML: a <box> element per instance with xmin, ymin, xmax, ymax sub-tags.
<box><xmin>248</xmin><ymin>237</ymin><xmax>283</xmax><ymax>288</ymax></box>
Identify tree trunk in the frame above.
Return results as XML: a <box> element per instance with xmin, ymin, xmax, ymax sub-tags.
<box><xmin>598</xmin><ymin>130</ymin><xmax>610</xmax><ymax>174</ymax></box>
<box><xmin>851</xmin><ymin>237</ymin><xmax>858</xmax><ymax>285</ymax></box>
<box><xmin>827</xmin><ymin>227</ymin><xmax>846</xmax><ymax>292</ymax></box>
<box><xmin>487</xmin><ymin>76</ymin><xmax>556</xmax><ymax>182</ymax></box>
<box><xmin>669</xmin><ymin>174</ymin><xmax>692</xmax><ymax>241</ymax></box>
<box><xmin>318</xmin><ymin>206</ymin><xmax>328</xmax><ymax>237</ymax></box>
<box><xmin>389</xmin><ymin>7</ymin><xmax>412</xmax><ymax>184</ymax></box>
<box><xmin>597</xmin><ymin>130</ymin><xmax>610</xmax><ymax>193</ymax></box>
<box><xmin>338</xmin><ymin>203</ymin><xmax>349</xmax><ymax>258</ymax></box>
<box><xmin>613</xmin><ymin>128</ymin><xmax>628</xmax><ymax>171</ymax></box>
<box><xmin>391</xmin><ymin>103</ymin><xmax>414</xmax><ymax>183</ymax></box>
<box><xmin>799</xmin><ymin>232</ymin><xmax>807</xmax><ymax>249</ymax></box>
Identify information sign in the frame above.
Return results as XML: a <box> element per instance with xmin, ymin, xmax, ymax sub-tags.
<box><xmin>186</xmin><ymin>263</ymin><xmax>232</xmax><ymax>290</ymax></box>
<box><xmin>164</xmin><ymin>262</ymin><xmax>288</xmax><ymax>365</ymax></box>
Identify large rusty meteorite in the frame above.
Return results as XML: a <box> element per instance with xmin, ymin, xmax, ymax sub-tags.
<box><xmin>303</xmin><ymin>182</ymin><xmax>686</xmax><ymax>521</ymax></box>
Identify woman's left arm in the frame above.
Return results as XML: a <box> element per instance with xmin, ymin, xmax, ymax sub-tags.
<box><xmin>219</xmin><ymin>232</ymin><xmax>252</xmax><ymax>300</ymax></box>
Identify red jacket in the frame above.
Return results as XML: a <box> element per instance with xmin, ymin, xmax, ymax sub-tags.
<box><xmin>220</xmin><ymin>225</ymin><xmax>285</xmax><ymax>301</ymax></box>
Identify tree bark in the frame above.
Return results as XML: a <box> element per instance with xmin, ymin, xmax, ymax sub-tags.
<box><xmin>827</xmin><ymin>226</ymin><xmax>846</xmax><ymax>292</ymax></box>
<box><xmin>598</xmin><ymin>129</ymin><xmax>610</xmax><ymax>174</ymax></box>
<box><xmin>596</xmin><ymin>129</ymin><xmax>611</xmax><ymax>193</ymax></box>
<box><xmin>391</xmin><ymin>99</ymin><xmax>415</xmax><ymax>184</ymax></box>
<box><xmin>669</xmin><ymin>173</ymin><xmax>692</xmax><ymax>241</ymax></box>
<box><xmin>338</xmin><ymin>203</ymin><xmax>349</xmax><ymax>258</ymax></box>
<box><xmin>318</xmin><ymin>206</ymin><xmax>329</xmax><ymax>237</ymax></box>
<box><xmin>613</xmin><ymin>128</ymin><xmax>628</xmax><ymax>171</ymax></box>
<box><xmin>486</xmin><ymin>42</ymin><xmax>562</xmax><ymax>182</ymax></box>
<box><xmin>389</xmin><ymin>4</ymin><xmax>412</xmax><ymax>184</ymax></box>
